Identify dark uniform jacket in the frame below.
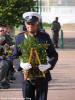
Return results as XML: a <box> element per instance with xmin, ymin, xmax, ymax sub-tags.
<box><xmin>10</xmin><ymin>31</ymin><xmax>58</xmax><ymax>81</ymax></box>
<box><xmin>51</xmin><ymin>21</ymin><xmax>61</xmax><ymax>31</ymax></box>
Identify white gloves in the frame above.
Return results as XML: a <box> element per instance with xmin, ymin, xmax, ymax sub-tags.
<box><xmin>20</xmin><ymin>62</ymin><xmax>32</xmax><ymax>70</ymax></box>
<box><xmin>20</xmin><ymin>62</ymin><xmax>51</xmax><ymax>72</ymax></box>
<box><xmin>38</xmin><ymin>63</ymin><xmax>51</xmax><ymax>72</ymax></box>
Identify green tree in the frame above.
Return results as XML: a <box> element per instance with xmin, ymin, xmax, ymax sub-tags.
<box><xmin>0</xmin><ymin>0</ymin><xmax>35</xmax><ymax>27</ymax></box>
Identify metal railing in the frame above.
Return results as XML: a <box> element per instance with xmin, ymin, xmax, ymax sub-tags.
<box><xmin>60</xmin><ymin>29</ymin><xmax>64</xmax><ymax>49</ymax></box>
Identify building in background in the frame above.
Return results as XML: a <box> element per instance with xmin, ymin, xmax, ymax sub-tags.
<box><xmin>37</xmin><ymin>0</ymin><xmax>75</xmax><ymax>24</ymax></box>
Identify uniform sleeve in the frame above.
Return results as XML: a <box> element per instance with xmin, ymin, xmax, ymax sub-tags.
<box><xmin>46</xmin><ymin>35</ymin><xmax>58</xmax><ymax>70</ymax></box>
<box><xmin>9</xmin><ymin>36</ymin><xmax>22</xmax><ymax>60</ymax></box>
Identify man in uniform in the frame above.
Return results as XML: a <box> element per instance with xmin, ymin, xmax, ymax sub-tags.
<box><xmin>9</xmin><ymin>12</ymin><xmax>58</xmax><ymax>100</ymax></box>
<box><xmin>51</xmin><ymin>17</ymin><xmax>61</xmax><ymax>48</ymax></box>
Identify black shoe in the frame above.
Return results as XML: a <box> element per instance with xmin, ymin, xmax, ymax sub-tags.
<box><xmin>1</xmin><ymin>81</ymin><xmax>10</xmax><ymax>89</ymax></box>
<box><xmin>6</xmin><ymin>79</ymin><xmax>13</xmax><ymax>83</ymax></box>
<box><xmin>2</xmin><ymin>84</ymin><xmax>10</xmax><ymax>89</ymax></box>
<box><xmin>55</xmin><ymin>45</ymin><xmax>59</xmax><ymax>48</ymax></box>
<box><xmin>10</xmin><ymin>76</ymin><xmax>16</xmax><ymax>81</ymax></box>
<box><xmin>0</xmin><ymin>84</ymin><xmax>3</xmax><ymax>89</ymax></box>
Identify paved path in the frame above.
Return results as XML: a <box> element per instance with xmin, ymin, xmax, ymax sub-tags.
<box><xmin>48</xmin><ymin>49</ymin><xmax>75</xmax><ymax>100</ymax></box>
<box><xmin>47</xmin><ymin>24</ymin><xmax>75</xmax><ymax>100</ymax></box>
<box><xmin>0</xmin><ymin>49</ymin><xmax>75</xmax><ymax>100</ymax></box>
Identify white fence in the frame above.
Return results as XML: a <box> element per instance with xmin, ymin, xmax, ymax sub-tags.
<box><xmin>38</xmin><ymin>6</ymin><xmax>75</xmax><ymax>24</ymax></box>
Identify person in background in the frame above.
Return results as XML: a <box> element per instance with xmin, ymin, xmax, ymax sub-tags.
<box><xmin>0</xmin><ymin>25</ymin><xmax>15</xmax><ymax>89</ymax></box>
<box><xmin>0</xmin><ymin>25</ymin><xmax>10</xmax><ymax>89</ymax></box>
<box><xmin>3</xmin><ymin>25</ymin><xmax>15</xmax><ymax>82</ymax></box>
<box><xmin>51</xmin><ymin>17</ymin><xmax>61</xmax><ymax>48</ymax></box>
<box><xmin>3</xmin><ymin>25</ymin><xmax>14</xmax><ymax>50</ymax></box>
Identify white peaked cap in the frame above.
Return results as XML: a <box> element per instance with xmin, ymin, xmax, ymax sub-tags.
<box><xmin>22</xmin><ymin>12</ymin><xmax>41</xmax><ymax>22</ymax></box>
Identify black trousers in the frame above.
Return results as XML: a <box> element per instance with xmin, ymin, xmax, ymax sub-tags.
<box><xmin>5</xmin><ymin>59</ymin><xmax>14</xmax><ymax>80</ymax></box>
<box><xmin>0</xmin><ymin>60</ymin><xmax>9</xmax><ymax>81</ymax></box>
<box><xmin>52</xmin><ymin>30</ymin><xmax>59</xmax><ymax>46</ymax></box>
<box><xmin>22</xmin><ymin>78</ymin><xmax>48</xmax><ymax>100</ymax></box>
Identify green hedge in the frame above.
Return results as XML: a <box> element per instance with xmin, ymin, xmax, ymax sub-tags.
<box><xmin>42</xmin><ymin>22</ymin><xmax>51</xmax><ymax>29</ymax></box>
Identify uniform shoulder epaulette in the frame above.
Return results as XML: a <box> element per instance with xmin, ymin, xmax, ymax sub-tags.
<box><xmin>19</xmin><ymin>30</ymin><xmax>27</xmax><ymax>35</ymax></box>
<box><xmin>19</xmin><ymin>31</ymin><xmax>25</xmax><ymax>34</ymax></box>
